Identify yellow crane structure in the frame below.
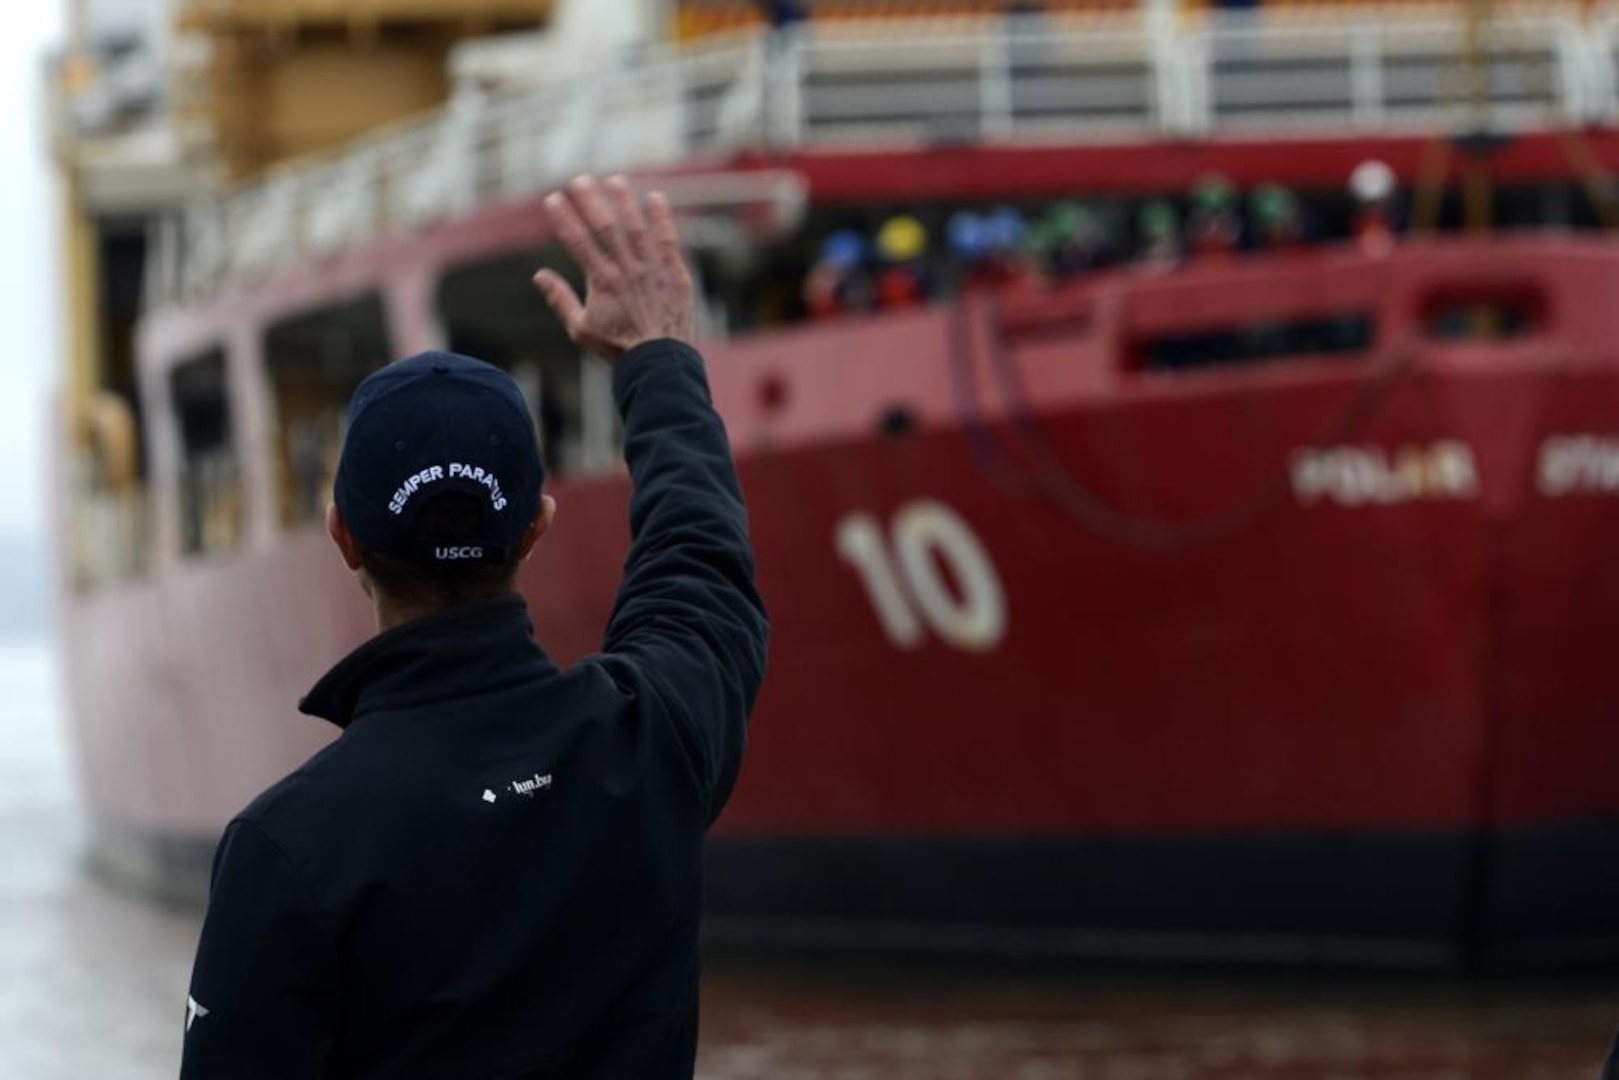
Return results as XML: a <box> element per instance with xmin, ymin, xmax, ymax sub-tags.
<box><xmin>54</xmin><ymin>0</ymin><xmax>559</xmax><ymax>520</ymax></box>
<box><xmin>175</xmin><ymin>0</ymin><xmax>556</xmax><ymax>178</ymax></box>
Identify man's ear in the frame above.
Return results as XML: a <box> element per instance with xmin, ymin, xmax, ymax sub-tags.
<box><xmin>327</xmin><ymin>504</ymin><xmax>364</xmax><ymax>571</ymax></box>
<box><xmin>517</xmin><ymin>495</ymin><xmax>557</xmax><ymax>563</ymax></box>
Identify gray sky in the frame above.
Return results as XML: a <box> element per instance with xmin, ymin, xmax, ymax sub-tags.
<box><xmin>0</xmin><ymin>5</ymin><xmax>64</xmax><ymax>540</ymax></box>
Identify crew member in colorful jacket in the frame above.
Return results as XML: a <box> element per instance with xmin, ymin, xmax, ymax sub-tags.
<box><xmin>179</xmin><ymin>174</ymin><xmax>769</xmax><ymax>1079</ymax></box>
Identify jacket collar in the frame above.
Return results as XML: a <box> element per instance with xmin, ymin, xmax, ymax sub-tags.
<box><xmin>300</xmin><ymin>593</ymin><xmax>558</xmax><ymax>730</ymax></box>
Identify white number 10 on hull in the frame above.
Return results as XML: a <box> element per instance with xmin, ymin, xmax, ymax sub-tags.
<box><xmin>835</xmin><ymin>500</ymin><xmax>1008</xmax><ymax>653</ymax></box>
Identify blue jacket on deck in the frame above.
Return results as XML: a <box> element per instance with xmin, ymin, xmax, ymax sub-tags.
<box><xmin>179</xmin><ymin>341</ymin><xmax>769</xmax><ymax>1079</ymax></box>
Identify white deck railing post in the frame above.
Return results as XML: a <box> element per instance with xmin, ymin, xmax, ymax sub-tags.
<box><xmin>1597</xmin><ymin>14</ymin><xmax>1619</xmax><ymax>122</ymax></box>
<box><xmin>1349</xmin><ymin>23</ymin><xmax>1385</xmax><ymax>129</ymax></box>
<box><xmin>980</xmin><ymin>25</ymin><xmax>1014</xmax><ymax>140</ymax></box>
<box><xmin>447</xmin><ymin>88</ymin><xmax>486</xmax><ymax>217</ymax></box>
<box><xmin>768</xmin><ymin>28</ymin><xmax>806</xmax><ymax>148</ymax></box>
<box><xmin>1170</xmin><ymin>22</ymin><xmax>1210</xmax><ymax>136</ymax></box>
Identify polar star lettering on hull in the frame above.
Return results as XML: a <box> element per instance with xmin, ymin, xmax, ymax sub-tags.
<box><xmin>1537</xmin><ymin>435</ymin><xmax>1619</xmax><ymax>497</ymax></box>
<box><xmin>1290</xmin><ymin>442</ymin><xmax>1479</xmax><ymax>508</ymax></box>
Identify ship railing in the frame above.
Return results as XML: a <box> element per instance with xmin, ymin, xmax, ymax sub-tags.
<box><xmin>149</xmin><ymin>6</ymin><xmax>1616</xmax><ymax>312</ymax></box>
<box><xmin>779</xmin><ymin>18</ymin><xmax>1163</xmax><ymax>144</ymax></box>
<box><xmin>149</xmin><ymin>33</ymin><xmax>764</xmax><ymax>307</ymax></box>
<box><xmin>1188</xmin><ymin>14</ymin><xmax>1576</xmax><ymax>134</ymax></box>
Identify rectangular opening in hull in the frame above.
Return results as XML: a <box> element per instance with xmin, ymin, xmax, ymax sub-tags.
<box><xmin>438</xmin><ymin>252</ymin><xmax>615</xmax><ymax>477</ymax></box>
<box><xmin>265</xmin><ymin>295</ymin><xmax>393</xmax><ymax>529</ymax></box>
<box><xmin>1133</xmin><ymin>314</ymin><xmax>1375</xmax><ymax>375</ymax></box>
<box><xmin>171</xmin><ymin>349</ymin><xmax>238</xmax><ymax>558</ymax></box>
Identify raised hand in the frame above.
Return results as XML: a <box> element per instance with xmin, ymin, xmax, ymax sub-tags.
<box><xmin>534</xmin><ymin>174</ymin><xmax>696</xmax><ymax>363</ymax></box>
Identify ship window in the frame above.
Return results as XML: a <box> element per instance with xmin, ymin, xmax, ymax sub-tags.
<box><xmin>1133</xmin><ymin>313</ymin><xmax>1375</xmax><ymax>374</ymax></box>
<box><xmin>265</xmin><ymin>295</ymin><xmax>393</xmax><ymax>528</ymax></box>
<box><xmin>438</xmin><ymin>253</ymin><xmax>612</xmax><ymax>477</ymax></box>
<box><xmin>1420</xmin><ymin>285</ymin><xmax>1547</xmax><ymax>343</ymax></box>
<box><xmin>171</xmin><ymin>349</ymin><xmax>241</xmax><ymax>558</ymax></box>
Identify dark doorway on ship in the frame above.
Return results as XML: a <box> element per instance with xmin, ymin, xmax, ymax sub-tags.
<box><xmin>265</xmin><ymin>296</ymin><xmax>393</xmax><ymax>529</ymax></box>
<box><xmin>438</xmin><ymin>252</ymin><xmax>616</xmax><ymax>478</ymax></box>
<box><xmin>72</xmin><ymin>222</ymin><xmax>151</xmax><ymax>588</ymax></box>
<box><xmin>171</xmin><ymin>349</ymin><xmax>240</xmax><ymax>558</ymax></box>
<box><xmin>95</xmin><ymin>225</ymin><xmax>146</xmax><ymax>463</ymax></box>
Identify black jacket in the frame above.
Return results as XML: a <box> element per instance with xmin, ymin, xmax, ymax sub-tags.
<box><xmin>180</xmin><ymin>341</ymin><xmax>769</xmax><ymax>1079</ymax></box>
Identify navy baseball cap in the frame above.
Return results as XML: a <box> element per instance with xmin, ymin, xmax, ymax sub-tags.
<box><xmin>334</xmin><ymin>351</ymin><xmax>544</xmax><ymax>567</ymax></box>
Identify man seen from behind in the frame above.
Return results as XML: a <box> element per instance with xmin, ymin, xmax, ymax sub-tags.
<box><xmin>178</xmin><ymin>175</ymin><xmax>770</xmax><ymax>1079</ymax></box>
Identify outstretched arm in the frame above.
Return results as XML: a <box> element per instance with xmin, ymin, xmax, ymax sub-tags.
<box><xmin>537</xmin><ymin>176</ymin><xmax>769</xmax><ymax>819</ymax></box>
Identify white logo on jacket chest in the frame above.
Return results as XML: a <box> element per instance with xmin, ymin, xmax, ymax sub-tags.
<box><xmin>480</xmin><ymin>773</ymin><xmax>553</xmax><ymax>805</ymax></box>
<box><xmin>511</xmin><ymin>773</ymin><xmax>553</xmax><ymax>797</ymax></box>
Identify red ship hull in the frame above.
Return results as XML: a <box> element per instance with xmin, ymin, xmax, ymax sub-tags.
<box><xmin>63</xmin><ymin>227</ymin><xmax>1619</xmax><ymax>968</ymax></box>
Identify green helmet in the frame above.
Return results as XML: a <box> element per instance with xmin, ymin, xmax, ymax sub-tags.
<box><xmin>1192</xmin><ymin>174</ymin><xmax>1236</xmax><ymax>213</ymax></box>
<box><xmin>1021</xmin><ymin>219</ymin><xmax>1057</xmax><ymax>257</ymax></box>
<box><xmin>1028</xmin><ymin>201</ymin><xmax>1098</xmax><ymax>255</ymax></box>
<box><xmin>1048</xmin><ymin>201</ymin><xmax>1096</xmax><ymax>238</ymax></box>
<box><xmin>1140</xmin><ymin>200</ymin><xmax>1179</xmax><ymax>239</ymax></box>
<box><xmin>1251</xmin><ymin>183</ymin><xmax>1298</xmax><ymax>226</ymax></box>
